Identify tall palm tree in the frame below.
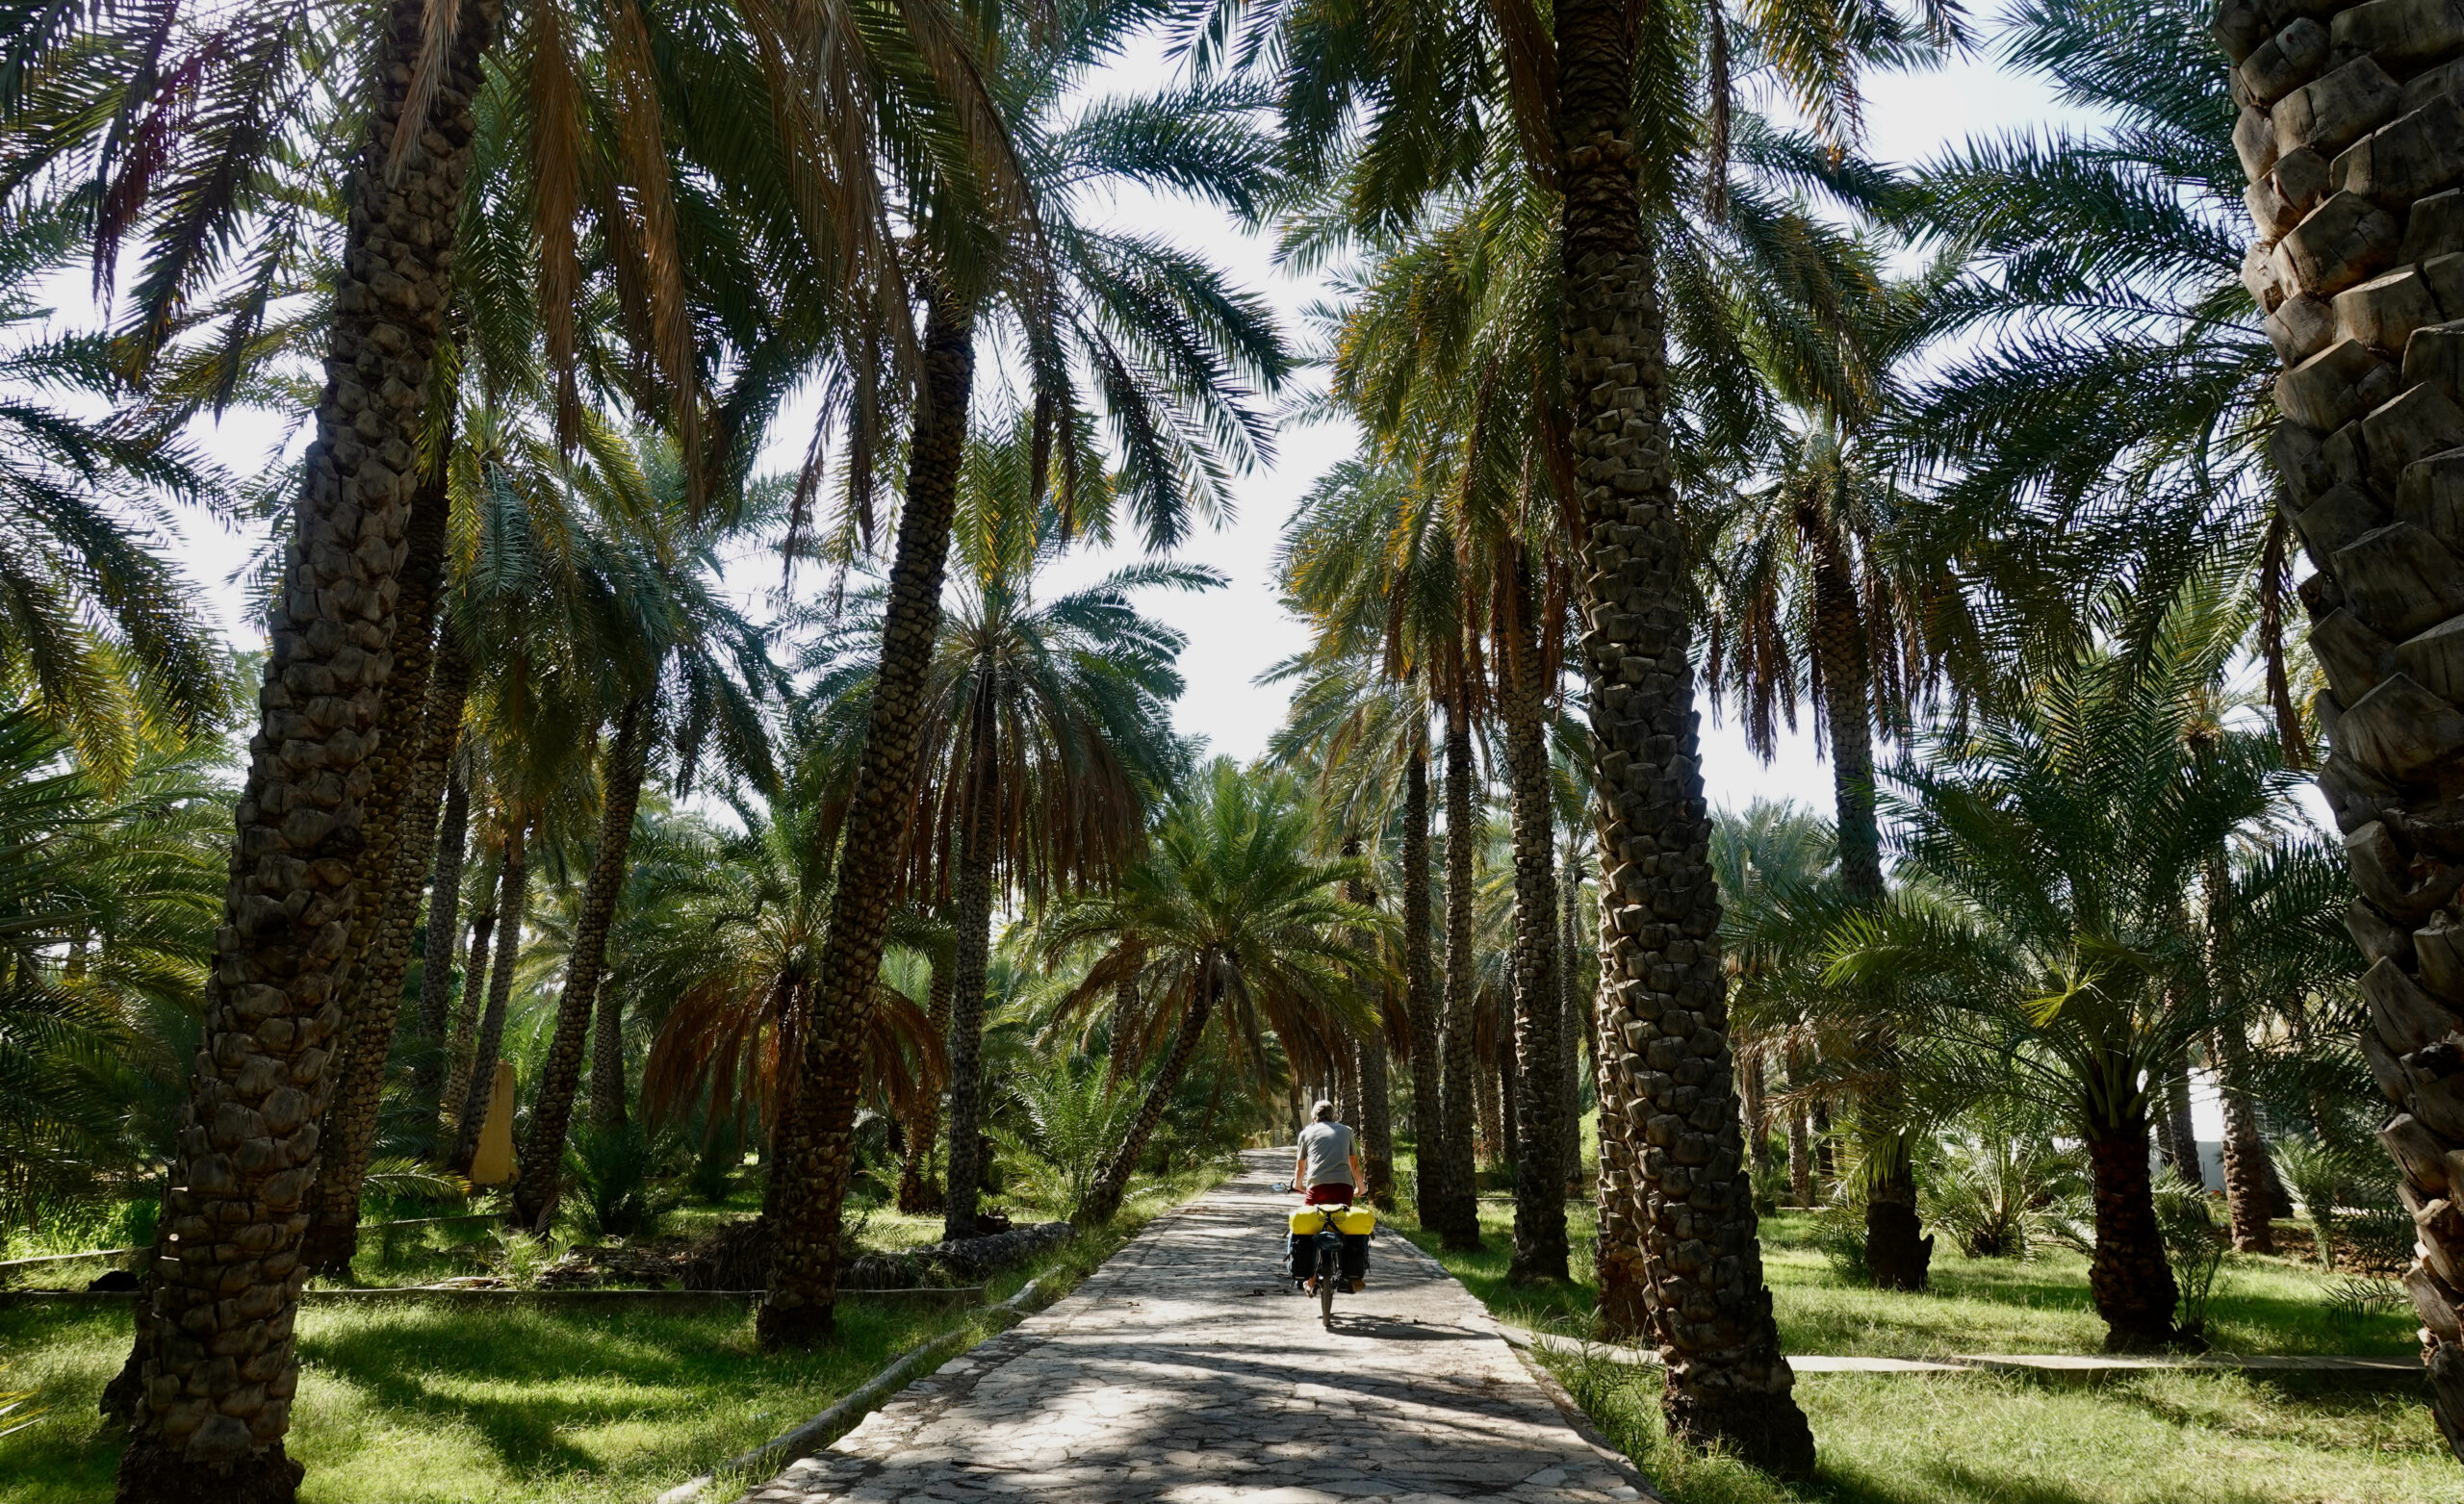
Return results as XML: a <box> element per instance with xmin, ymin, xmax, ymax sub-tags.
<box><xmin>760</xmin><ymin>3</ymin><xmax>1289</xmax><ymax>1344</ymax></box>
<box><xmin>791</xmin><ymin>421</ymin><xmax>1210</xmax><ymax>1238</ymax></box>
<box><xmin>1034</xmin><ymin>758</ymin><xmax>1378</xmax><ymax>1225</ymax></box>
<box><xmin>1277</xmin><ymin>460</ymin><xmax>1486</xmax><ymax>1247</ymax></box>
<box><xmin>2220</xmin><ymin>0</ymin><xmax>2464</xmax><ymax>1446</ymax></box>
<box><xmin>99</xmin><ymin>2</ymin><xmax>504</xmax><ymax>1487</ymax></box>
<box><xmin>1264</xmin><ymin>647</ymin><xmax>1445</xmax><ymax>1233</ymax></box>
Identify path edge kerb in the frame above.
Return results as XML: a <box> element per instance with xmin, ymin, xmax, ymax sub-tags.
<box><xmin>650</xmin><ymin>1180</ymin><xmax>1220</xmax><ymax>1504</ymax></box>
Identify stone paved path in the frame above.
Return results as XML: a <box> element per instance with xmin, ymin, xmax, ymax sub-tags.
<box><xmin>739</xmin><ymin>1150</ymin><xmax>1654</xmax><ymax>1504</ymax></box>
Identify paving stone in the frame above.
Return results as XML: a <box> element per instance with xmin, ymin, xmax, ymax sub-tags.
<box><xmin>731</xmin><ymin>1150</ymin><xmax>1659</xmax><ymax>1503</ymax></box>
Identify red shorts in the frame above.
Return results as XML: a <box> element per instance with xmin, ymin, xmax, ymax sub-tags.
<box><xmin>1304</xmin><ymin>1183</ymin><xmax>1355</xmax><ymax>1206</ymax></box>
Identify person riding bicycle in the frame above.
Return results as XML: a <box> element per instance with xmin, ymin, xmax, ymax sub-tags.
<box><xmin>1292</xmin><ymin>1100</ymin><xmax>1365</xmax><ymax>1293</ymax></box>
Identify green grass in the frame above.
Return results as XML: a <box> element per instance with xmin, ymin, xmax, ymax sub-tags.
<box><xmin>1376</xmin><ymin>1153</ymin><xmax>2438</xmax><ymax>1504</ymax></box>
<box><xmin>1389</xmin><ymin>1191</ymin><xmax>2415</xmax><ymax>1360</ymax></box>
<box><xmin>0</xmin><ymin>1167</ymin><xmax>1221</xmax><ymax>1504</ymax></box>
<box><xmin>1553</xmin><ymin>1351</ymin><xmax>2463</xmax><ymax>1504</ymax></box>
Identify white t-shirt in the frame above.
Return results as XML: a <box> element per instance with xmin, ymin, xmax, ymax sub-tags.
<box><xmin>1297</xmin><ymin>1120</ymin><xmax>1356</xmax><ymax>1187</ymax></box>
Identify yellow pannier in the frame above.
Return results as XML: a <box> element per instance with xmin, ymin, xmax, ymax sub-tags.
<box><xmin>1331</xmin><ymin>1207</ymin><xmax>1375</xmax><ymax>1236</ymax></box>
<box><xmin>1289</xmin><ymin>1208</ymin><xmax>1328</xmax><ymax>1236</ymax></box>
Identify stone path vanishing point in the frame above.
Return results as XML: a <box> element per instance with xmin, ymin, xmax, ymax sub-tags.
<box><xmin>738</xmin><ymin>1149</ymin><xmax>1654</xmax><ymax>1504</ymax></box>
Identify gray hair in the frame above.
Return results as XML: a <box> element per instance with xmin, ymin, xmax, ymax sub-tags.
<box><xmin>1312</xmin><ymin>1099</ymin><xmax>1335</xmax><ymax>1122</ymax></box>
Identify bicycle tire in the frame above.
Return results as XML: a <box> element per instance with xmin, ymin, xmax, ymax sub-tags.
<box><xmin>1318</xmin><ymin>1244</ymin><xmax>1335</xmax><ymax>1326</ymax></box>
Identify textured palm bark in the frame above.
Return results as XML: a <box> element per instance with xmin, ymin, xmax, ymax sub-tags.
<box><xmin>449</xmin><ymin>823</ymin><xmax>528</xmax><ymax>1175</ymax></box>
<box><xmin>1478</xmin><ymin>1048</ymin><xmax>1506</xmax><ymax>1169</ymax></box>
<box><xmin>299</xmin><ymin>621</ymin><xmax>471</xmax><ymax>1274</ymax></box>
<box><xmin>1502</xmin><ymin>570</ymin><xmax>1570</xmax><ymax>1282</ymax></box>
<box><xmin>113</xmin><ymin>3</ymin><xmax>500</xmax><ymax>1493</ymax></box>
<box><xmin>437</xmin><ymin>863</ymin><xmax>496</xmax><ymax>1153</ymax></box>
<box><xmin>1434</xmin><ymin>701</ymin><xmax>1483</xmax><ymax>1249</ymax></box>
<box><xmin>897</xmin><ymin>959</ymin><xmax>952</xmax><ymax>1213</ymax></box>
<box><xmin>1787</xmin><ymin>1096</ymin><xmax>1812</xmax><ymax>1208</ymax></box>
<box><xmin>2223</xmin><ymin>0</ymin><xmax>2464</xmax><ymax>1447</ymax></box>
<box><xmin>1740</xmin><ymin>1044</ymin><xmax>1770</xmax><ymax>1175</ymax></box>
<box><xmin>1493</xmin><ymin>1046</ymin><xmax>1515</xmax><ymax>1168</ymax></box>
<box><xmin>760</xmin><ymin>294</ymin><xmax>973</xmax><ymax>1348</ymax></box>
<box><xmin>1344</xmin><ymin>865</ymin><xmax>1397</xmax><ymax>1208</ymax></box>
<box><xmin>2216</xmin><ymin>1025</ymin><xmax>2277</xmax><ymax>1253</ymax></box>
<box><xmin>1356</xmin><ymin>1024</ymin><xmax>1396</xmax><ymax>1208</ymax></box>
<box><xmin>1104</xmin><ymin>970</ymin><xmax>1139</xmax><ymax>1083</ymax></box>
<box><xmin>1561</xmin><ymin>873</ymin><xmax>1585</xmax><ymax>1193</ymax></box>
<box><xmin>1555</xmin><ymin>0</ymin><xmax>1810</xmax><ymax>1468</ymax></box>
<box><xmin>941</xmin><ymin>679</ymin><xmax>997</xmax><ymax>1243</ymax></box>
<box><xmin>1591</xmin><ymin>917</ymin><xmax>1647</xmax><ymax>1338</ymax></box>
<box><xmin>590</xmin><ymin>881</ymin><xmax>629</xmax><ymax>1134</ymax></box>
<box><xmin>412</xmin><ymin>766</ymin><xmax>472</xmax><ymax>1114</ymax></box>
<box><xmin>1078</xmin><ymin>979</ymin><xmax>1214</xmax><ymax>1225</ymax></box>
<box><xmin>1810</xmin><ymin>540</ymin><xmax>1927</xmax><ymax>1288</ymax></box>
<box><xmin>2163</xmin><ymin>1059</ymin><xmax>2204</xmax><ymax>1188</ymax></box>
<box><xmin>1400</xmin><ymin>749</ymin><xmax>1446</xmax><ymax>1231</ymax></box>
<box><xmin>2085</xmin><ymin>1114</ymin><xmax>2180</xmax><ymax>1351</ymax></box>
<box><xmin>512</xmin><ymin>700</ymin><xmax>653</xmax><ymax>1230</ymax></box>
<box><xmin>2205</xmin><ymin>843</ymin><xmax>2272</xmax><ymax>1251</ymax></box>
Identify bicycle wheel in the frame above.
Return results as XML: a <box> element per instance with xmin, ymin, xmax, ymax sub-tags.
<box><xmin>1318</xmin><ymin>1244</ymin><xmax>1335</xmax><ymax>1326</ymax></box>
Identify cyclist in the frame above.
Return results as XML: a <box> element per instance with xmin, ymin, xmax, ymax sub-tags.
<box><xmin>1292</xmin><ymin>1099</ymin><xmax>1365</xmax><ymax>1294</ymax></box>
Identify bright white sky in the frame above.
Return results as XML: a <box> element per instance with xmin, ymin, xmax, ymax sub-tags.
<box><xmin>152</xmin><ymin>22</ymin><xmax>2086</xmax><ymax>816</ymax></box>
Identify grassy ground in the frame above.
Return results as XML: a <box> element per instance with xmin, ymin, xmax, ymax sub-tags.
<box><xmin>1381</xmin><ymin>1157</ymin><xmax>2444</xmax><ymax>1504</ymax></box>
<box><xmin>0</xmin><ymin>1168</ymin><xmax>1221</xmax><ymax>1504</ymax></box>
<box><xmin>1393</xmin><ymin>1190</ymin><xmax>2414</xmax><ymax>1360</ymax></box>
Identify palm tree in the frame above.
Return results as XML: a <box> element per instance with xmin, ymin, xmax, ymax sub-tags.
<box><xmin>2220</xmin><ymin>0</ymin><xmax>2464</xmax><ymax>1442</ymax></box>
<box><xmin>1276</xmin><ymin>460</ymin><xmax>1486</xmax><ymax>1248</ymax></box>
<box><xmin>1264</xmin><ymin>649</ymin><xmax>1444</xmax><ymax>1233</ymax></box>
<box><xmin>632</xmin><ymin>805</ymin><xmax>944</xmax><ymax>1195</ymax></box>
<box><xmin>760</xmin><ymin>4</ymin><xmax>1289</xmax><ymax>1344</ymax></box>
<box><xmin>0</xmin><ymin>709</ymin><xmax>231</xmax><ymax>1222</ymax></box>
<box><xmin>0</xmin><ymin>212</ymin><xmax>232</xmax><ymax>787</ymax></box>
<box><xmin>791</xmin><ymin>421</ymin><xmax>1210</xmax><ymax>1238</ymax></box>
<box><xmin>510</xmin><ymin>456</ymin><xmax>777</xmax><ymax>1234</ymax></box>
<box><xmin>1035</xmin><ymin>758</ymin><xmax>1377</xmax><ymax>1224</ymax></box>
<box><xmin>1827</xmin><ymin>583</ymin><xmax>2296</xmax><ymax>1350</ymax></box>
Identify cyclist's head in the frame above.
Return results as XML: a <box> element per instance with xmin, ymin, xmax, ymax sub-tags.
<box><xmin>1312</xmin><ymin>1099</ymin><xmax>1335</xmax><ymax>1122</ymax></box>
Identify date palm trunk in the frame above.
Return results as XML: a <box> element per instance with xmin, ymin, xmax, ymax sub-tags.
<box><xmin>760</xmin><ymin>293</ymin><xmax>973</xmax><ymax>1348</ymax></box>
<box><xmin>897</xmin><ymin>956</ymin><xmax>951</xmax><ymax>1213</ymax></box>
<box><xmin>1555</xmin><ymin>0</ymin><xmax>1810</xmax><ymax>1467</ymax></box>
<box><xmin>450</xmin><ymin>819</ymin><xmax>529</xmax><ymax>1175</ymax></box>
<box><xmin>2224</xmin><ymin>0</ymin><xmax>2464</xmax><ymax>1448</ymax></box>
<box><xmin>1344</xmin><ymin>859</ymin><xmax>1397</xmax><ymax>1208</ymax></box>
<box><xmin>513</xmin><ymin>697</ymin><xmax>653</xmax><ymax>1230</ymax></box>
<box><xmin>114</xmin><ymin>2</ymin><xmax>500</xmax><ymax>1493</ymax></box>
<box><xmin>1493</xmin><ymin>1042</ymin><xmax>1515</xmax><ymax>1169</ymax></box>
<box><xmin>1810</xmin><ymin>526</ymin><xmax>1926</xmax><ymax>1290</ymax></box>
<box><xmin>1077</xmin><ymin>970</ymin><xmax>1214</xmax><ymax>1225</ymax></box>
<box><xmin>2162</xmin><ymin>1058</ymin><xmax>2203</xmax><ymax>1189</ymax></box>
<box><xmin>413</xmin><ymin>763</ymin><xmax>473</xmax><ymax>1117</ymax></box>
<box><xmin>299</xmin><ymin>612</ymin><xmax>472</xmax><ymax>1274</ymax></box>
<box><xmin>1502</xmin><ymin>560</ymin><xmax>1569</xmax><ymax>1282</ymax></box>
<box><xmin>1401</xmin><ymin>746</ymin><xmax>1444</xmax><ymax>1231</ymax></box>
<box><xmin>1105</xmin><ymin>965</ymin><xmax>1140</xmax><ymax>1083</ymax></box>
<box><xmin>1561</xmin><ymin>868</ymin><xmax>1585</xmax><ymax>1194</ymax></box>
<box><xmin>2085</xmin><ymin>1104</ymin><xmax>2179</xmax><ymax>1352</ymax></box>
<box><xmin>943</xmin><ymin>656</ymin><xmax>999</xmax><ymax>1242</ymax></box>
<box><xmin>1433</xmin><ymin>699</ymin><xmax>1483</xmax><ymax>1249</ymax></box>
<box><xmin>2206</xmin><ymin>848</ymin><xmax>2272</xmax><ymax>1252</ymax></box>
<box><xmin>438</xmin><ymin>858</ymin><xmax>498</xmax><ymax>1154</ymax></box>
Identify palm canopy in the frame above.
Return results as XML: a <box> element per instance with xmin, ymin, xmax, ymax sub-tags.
<box><xmin>0</xmin><ymin>708</ymin><xmax>232</xmax><ymax>1221</ymax></box>
<box><xmin>1036</xmin><ymin>758</ymin><xmax>1381</xmax><ymax>1102</ymax></box>
<box><xmin>1881</xmin><ymin>0</ymin><xmax>2287</xmax><ymax>704</ymax></box>
<box><xmin>1822</xmin><ymin>581</ymin><xmax>2301</xmax><ymax>1135</ymax></box>
<box><xmin>789</xmin><ymin>419</ymin><xmax>1215</xmax><ymax>905</ymax></box>
<box><xmin>0</xmin><ymin>212</ymin><xmax>232</xmax><ymax>781</ymax></box>
<box><xmin>635</xmin><ymin>796</ymin><xmax>943</xmax><ymax>1145</ymax></box>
